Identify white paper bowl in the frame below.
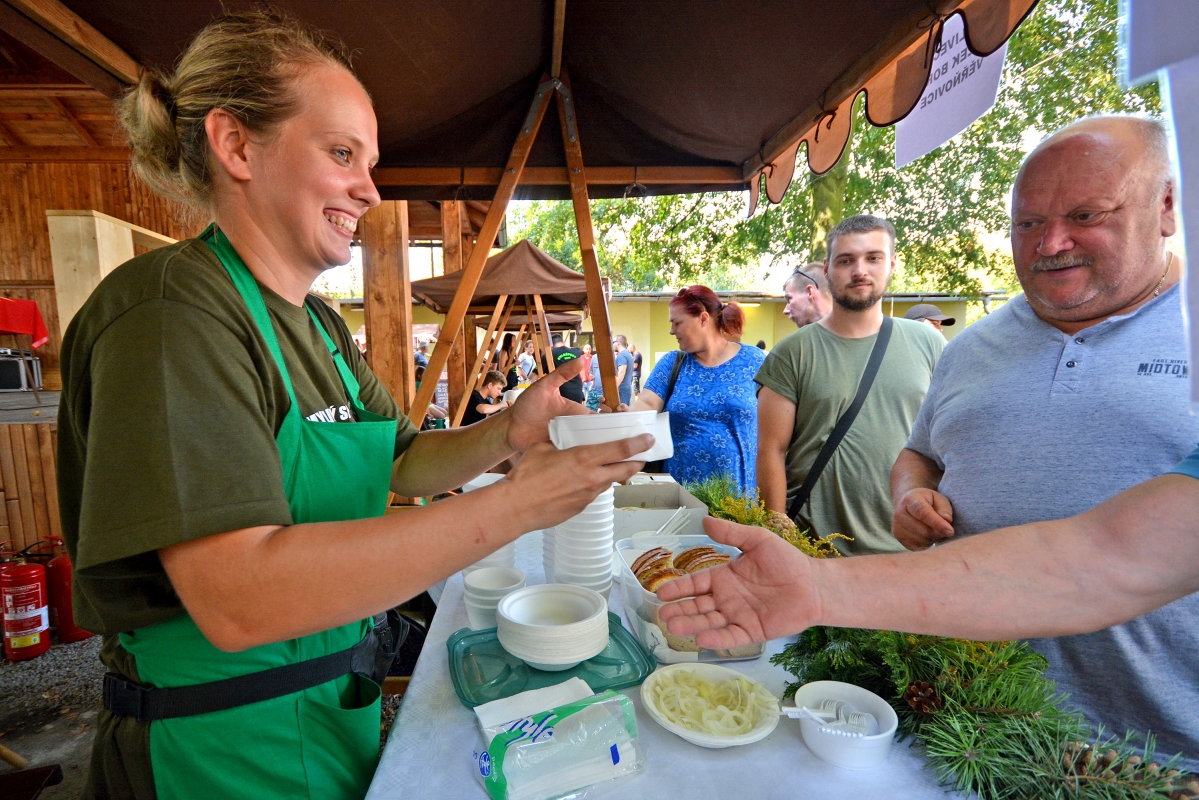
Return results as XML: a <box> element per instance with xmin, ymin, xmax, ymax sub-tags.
<box><xmin>554</xmin><ymin>552</ymin><xmax>612</xmax><ymax>569</ymax></box>
<box><xmin>553</xmin><ymin>544</ymin><xmax>614</xmax><ymax>561</ymax></box>
<box><xmin>496</xmin><ymin>585</ymin><xmax>609</xmax><ymax>666</ymax></box>
<box><xmin>552</xmin><ymin>410</ymin><xmax>657</xmax><ymax>431</ymax></box>
<box><xmin>464</xmin><ymin>598</ymin><xmax>498</xmax><ymax>630</ymax></box>
<box><xmin>641</xmin><ymin>663</ymin><xmax>781</xmax><ymax>749</ymax></box>
<box><xmin>462</xmin><ymin>473</ymin><xmax>506</xmax><ymax>492</ymax></box>
<box><xmin>549</xmin><ymin>413</ymin><xmax>665</xmax><ymax>461</ymax></box>
<box><xmin>463</xmin><ymin>567</ymin><xmax>526</xmax><ymax>600</ymax></box>
<box><xmin>567</xmin><ymin>510</ymin><xmax>615</xmax><ymax>525</ymax></box>
<box><xmin>790</xmin><ymin>681</ymin><xmax>898</xmax><ymax>769</ymax></box>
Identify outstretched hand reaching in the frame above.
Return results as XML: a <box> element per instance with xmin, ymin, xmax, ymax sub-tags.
<box><xmin>656</xmin><ymin>516</ymin><xmax>819</xmax><ymax>649</ymax></box>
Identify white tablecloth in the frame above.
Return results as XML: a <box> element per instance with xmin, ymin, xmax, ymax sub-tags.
<box><xmin>366</xmin><ymin>533</ymin><xmax>958</xmax><ymax>800</ymax></box>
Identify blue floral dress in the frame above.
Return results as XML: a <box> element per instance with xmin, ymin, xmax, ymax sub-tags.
<box><xmin>643</xmin><ymin>345</ymin><xmax>766</xmax><ymax>492</ymax></box>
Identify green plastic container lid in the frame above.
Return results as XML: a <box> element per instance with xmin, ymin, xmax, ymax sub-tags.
<box><xmin>447</xmin><ymin>612</ymin><xmax>656</xmax><ymax>708</ymax></box>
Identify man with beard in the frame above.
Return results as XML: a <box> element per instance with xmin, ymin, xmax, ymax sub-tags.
<box><xmin>782</xmin><ymin>263</ymin><xmax>833</xmax><ymax>328</ymax></box>
<box><xmin>756</xmin><ymin>215</ymin><xmax>943</xmax><ymax>554</ymax></box>
<box><xmin>890</xmin><ymin>115</ymin><xmax>1199</xmax><ymax>766</ymax></box>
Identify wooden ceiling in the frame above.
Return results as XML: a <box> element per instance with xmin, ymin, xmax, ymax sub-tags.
<box><xmin>0</xmin><ymin>30</ymin><xmax>120</xmax><ymax>151</ymax></box>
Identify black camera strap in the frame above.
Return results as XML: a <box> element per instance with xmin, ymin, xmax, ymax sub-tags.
<box><xmin>787</xmin><ymin>317</ymin><xmax>893</xmax><ymax>522</ymax></box>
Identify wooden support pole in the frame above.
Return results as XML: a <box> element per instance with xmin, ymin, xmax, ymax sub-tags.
<box><xmin>441</xmin><ymin>200</ymin><xmax>468</xmax><ymax>422</ymax></box>
<box><xmin>477</xmin><ymin>297</ymin><xmax>516</xmax><ymax>391</ymax></box>
<box><xmin>409</xmin><ymin>78</ymin><xmax>555</xmax><ymax>424</ymax></box>
<box><xmin>452</xmin><ymin>295</ymin><xmax>508</xmax><ymax>427</ymax></box>
<box><xmin>534</xmin><ymin>294</ymin><xmax>555</xmax><ymax>372</ymax></box>
<box><xmin>360</xmin><ymin>200</ymin><xmax>415</xmax><ymax>412</ymax></box>
<box><xmin>524</xmin><ymin>296</ymin><xmax>548</xmax><ymax>379</ymax></box>
<box><xmin>551</xmin><ymin>0</ymin><xmax>567</xmax><ymax>79</ymax></box>
<box><xmin>554</xmin><ymin>71</ymin><xmax>620</xmax><ymax>409</ymax></box>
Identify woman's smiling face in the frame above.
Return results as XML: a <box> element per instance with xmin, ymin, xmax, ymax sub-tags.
<box><xmin>250</xmin><ymin>62</ymin><xmax>381</xmax><ymax>271</ymax></box>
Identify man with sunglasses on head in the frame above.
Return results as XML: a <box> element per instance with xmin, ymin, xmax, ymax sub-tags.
<box><xmin>756</xmin><ymin>215</ymin><xmax>943</xmax><ymax>556</ymax></box>
<box><xmin>782</xmin><ymin>263</ymin><xmax>833</xmax><ymax>328</ymax></box>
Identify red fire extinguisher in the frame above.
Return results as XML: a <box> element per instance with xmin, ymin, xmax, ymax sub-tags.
<box><xmin>2</xmin><ymin>557</ymin><xmax>51</xmax><ymax>661</ymax></box>
<box><xmin>45</xmin><ymin>537</ymin><xmax>91</xmax><ymax>643</ymax></box>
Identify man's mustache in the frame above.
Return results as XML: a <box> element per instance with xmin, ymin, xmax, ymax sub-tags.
<box><xmin>1030</xmin><ymin>254</ymin><xmax>1095</xmax><ymax>273</ymax></box>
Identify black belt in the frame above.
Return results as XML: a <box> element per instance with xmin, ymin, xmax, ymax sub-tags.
<box><xmin>103</xmin><ymin>610</ymin><xmax>408</xmax><ymax>724</ymax></box>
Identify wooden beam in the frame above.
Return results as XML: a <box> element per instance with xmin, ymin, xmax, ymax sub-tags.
<box><xmin>6</xmin><ymin>0</ymin><xmax>140</xmax><ymax>84</ymax></box>
<box><xmin>45</xmin><ymin>95</ymin><xmax>96</xmax><ymax>146</ymax></box>
<box><xmin>480</xmin><ymin>298</ymin><xmax>516</xmax><ymax>390</ymax></box>
<box><xmin>451</xmin><ymin>295</ymin><xmax>508</xmax><ymax>428</ymax></box>
<box><xmin>555</xmin><ymin>72</ymin><xmax>620</xmax><ymax>409</ymax></box>
<box><xmin>524</xmin><ymin>296</ymin><xmax>549</xmax><ymax>378</ymax></box>
<box><xmin>0</xmin><ymin>146</ymin><xmax>127</xmax><ymax>162</ymax></box>
<box><xmin>408</xmin><ymin>77</ymin><xmax>555</xmax><ymax>424</ymax></box>
<box><xmin>372</xmin><ymin>165</ymin><xmax>744</xmax><ymax>188</ymax></box>
<box><xmin>550</xmin><ymin>0</ymin><xmax>566</xmax><ymax>79</ymax></box>
<box><xmin>533</xmin><ymin>294</ymin><xmax>555</xmax><ymax>373</ymax></box>
<box><xmin>745</xmin><ymin>0</ymin><xmax>965</xmax><ymax>179</ymax></box>
<box><xmin>0</xmin><ymin>119</ymin><xmax>18</xmax><ymax>146</ymax></box>
<box><xmin>0</xmin><ymin>1</ymin><xmax>123</xmax><ymax>97</ymax></box>
<box><xmin>361</xmin><ymin>200</ymin><xmax>415</xmax><ymax>412</ymax></box>
<box><xmin>441</xmin><ymin>199</ymin><xmax>469</xmax><ymax>422</ymax></box>
<box><xmin>0</xmin><ymin>85</ymin><xmax>107</xmax><ymax>98</ymax></box>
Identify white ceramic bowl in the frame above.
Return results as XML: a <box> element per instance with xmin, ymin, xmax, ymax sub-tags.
<box><xmin>464</xmin><ymin>567</ymin><xmax>526</xmax><ymax>601</ymax></box>
<box><xmin>641</xmin><ymin>663</ymin><xmax>781</xmax><ymax>749</ymax></box>
<box><xmin>496</xmin><ymin>585</ymin><xmax>609</xmax><ymax>667</ymax></box>
<box><xmin>790</xmin><ymin>681</ymin><xmax>897</xmax><ymax>769</ymax></box>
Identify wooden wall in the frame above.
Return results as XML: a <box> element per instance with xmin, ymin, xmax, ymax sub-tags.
<box><xmin>0</xmin><ymin>423</ymin><xmax>59</xmax><ymax>554</ymax></box>
<box><xmin>0</xmin><ymin>161</ymin><xmax>197</xmax><ymax>386</ymax></box>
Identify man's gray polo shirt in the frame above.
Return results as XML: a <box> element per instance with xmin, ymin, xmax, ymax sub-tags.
<box><xmin>906</xmin><ymin>285</ymin><xmax>1199</xmax><ymax>766</ymax></box>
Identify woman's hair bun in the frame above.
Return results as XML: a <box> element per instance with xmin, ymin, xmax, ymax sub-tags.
<box><xmin>117</xmin><ymin>69</ymin><xmax>188</xmax><ymax>203</ymax></box>
<box><xmin>114</xmin><ymin>9</ymin><xmax>356</xmax><ymax>211</ymax></box>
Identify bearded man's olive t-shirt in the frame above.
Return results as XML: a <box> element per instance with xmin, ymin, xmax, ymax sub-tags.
<box><xmin>58</xmin><ymin>238</ymin><xmax>419</xmax><ymax>639</ymax></box>
<box><xmin>754</xmin><ymin>318</ymin><xmax>943</xmax><ymax>554</ymax></box>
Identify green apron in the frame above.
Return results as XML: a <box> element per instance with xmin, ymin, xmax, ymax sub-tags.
<box><xmin>119</xmin><ymin>226</ymin><xmax>398</xmax><ymax>800</ymax></box>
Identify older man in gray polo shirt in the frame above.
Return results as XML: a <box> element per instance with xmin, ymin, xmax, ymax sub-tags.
<box><xmin>891</xmin><ymin>115</ymin><xmax>1198</xmax><ymax>765</ymax></box>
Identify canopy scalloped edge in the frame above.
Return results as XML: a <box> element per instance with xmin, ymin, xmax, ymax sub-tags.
<box><xmin>748</xmin><ymin>0</ymin><xmax>1039</xmax><ymax>216</ymax></box>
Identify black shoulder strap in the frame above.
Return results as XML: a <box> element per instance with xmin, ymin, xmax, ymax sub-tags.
<box><xmin>661</xmin><ymin>351</ymin><xmax>686</xmax><ymax>406</ymax></box>
<box><xmin>787</xmin><ymin>316</ymin><xmax>894</xmax><ymax>522</ymax></box>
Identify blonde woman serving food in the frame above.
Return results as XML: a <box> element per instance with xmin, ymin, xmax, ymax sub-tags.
<box><xmin>61</xmin><ymin>12</ymin><xmax>650</xmax><ymax>800</ymax></box>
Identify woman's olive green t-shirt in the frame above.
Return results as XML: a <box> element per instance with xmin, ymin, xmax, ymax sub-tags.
<box><xmin>58</xmin><ymin>238</ymin><xmax>419</xmax><ymax>638</ymax></box>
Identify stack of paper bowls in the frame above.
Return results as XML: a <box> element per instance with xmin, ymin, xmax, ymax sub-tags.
<box><xmin>462</xmin><ymin>473</ymin><xmax>516</xmax><ymax>575</ymax></box>
<box><xmin>496</xmin><ymin>584</ymin><xmax>610</xmax><ymax>671</ymax></box>
<box><xmin>542</xmin><ymin>527</ymin><xmax>556</xmax><ymax>582</ymax></box>
<box><xmin>463</xmin><ymin>567</ymin><xmax>526</xmax><ymax>630</ymax></box>
<box><xmin>552</xmin><ymin>484</ymin><xmax>615</xmax><ymax>598</ymax></box>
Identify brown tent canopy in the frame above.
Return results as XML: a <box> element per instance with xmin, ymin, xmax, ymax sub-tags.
<box><xmin>503</xmin><ymin>312</ymin><xmax>584</xmax><ymax>333</ymax></box>
<box><xmin>411</xmin><ymin>239</ymin><xmax>588</xmax><ymax>315</ymax></box>
<box><xmin>50</xmin><ymin>0</ymin><xmax>1036</xmax><ymax>204</ymax></box>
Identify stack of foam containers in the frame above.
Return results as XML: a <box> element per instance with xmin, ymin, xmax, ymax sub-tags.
<box><xmin>551</xmin><ymin>484</ymin><xmax>615</xmax><ymax>598</ymax></box>
<box><xmin>462</xmin><ymin>473</ymin><xmax>516</xmax><ymax>575</ymax></box>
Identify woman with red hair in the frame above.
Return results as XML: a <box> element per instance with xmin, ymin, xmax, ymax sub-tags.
<box><xmin>632</xmin><ymin>285</ymin><xmax>766</xmax><ymax>491</ymax></box>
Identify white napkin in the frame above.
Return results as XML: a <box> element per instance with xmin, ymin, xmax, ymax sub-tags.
<box><xmin>474</xmin><ymin>677</ymin><xmax>595</xmax><ymax>732</ymax></box>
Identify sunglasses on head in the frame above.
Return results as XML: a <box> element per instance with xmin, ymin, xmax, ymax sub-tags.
<box><xmin>789</xmin><ymin>270</ymin><xmax>817</xmax><ymax>289</ymax></box>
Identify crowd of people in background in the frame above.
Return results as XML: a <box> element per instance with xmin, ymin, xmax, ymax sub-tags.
<box><xmin>397</xmin><ymin>113</ymin><xmax>1197</xmax><ymax>764</ymax></box>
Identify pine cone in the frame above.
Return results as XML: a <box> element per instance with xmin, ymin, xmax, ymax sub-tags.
<box><xmin>903</xmin><ymin>681</ymin><xmax>943</xmax><ymax>715</ymax></box>
<box><xmin>765</xmin><ymin>510</ymin><xmax>797</xmax><ymax>533</ymax></box>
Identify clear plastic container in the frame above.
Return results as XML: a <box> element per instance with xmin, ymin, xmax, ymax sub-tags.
<box><xmin>616</xmin><ymin>535</ymin><xmax>765</xmax><ymax>663</ymax></box>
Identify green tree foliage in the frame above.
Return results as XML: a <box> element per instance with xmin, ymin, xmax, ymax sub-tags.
<box><xmin>509</xmin><ymin>0</ymin><xmax>1160</xmax><ymax>294</ymax></box>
